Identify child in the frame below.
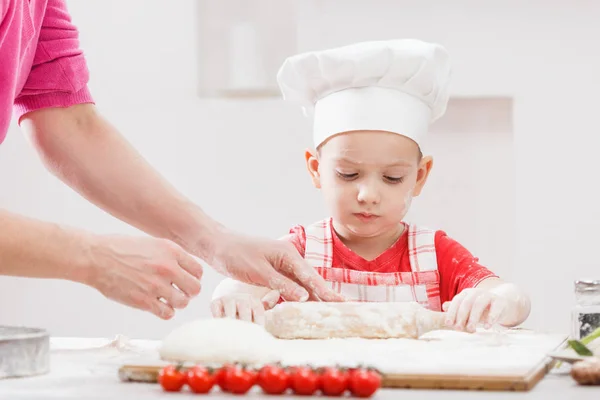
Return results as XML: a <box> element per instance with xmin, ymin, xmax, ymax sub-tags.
<box><xmin>211</xmin><ymin>39</ymin><xmax>531</xmax><ymax>333</ymax></box>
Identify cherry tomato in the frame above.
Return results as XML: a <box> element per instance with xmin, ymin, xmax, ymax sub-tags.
<box><xmin>257</xmin><ymin>365</ymin><xmax>290</xmax><ymax>394</ymax></box>
<box><xmin>186</xmin><ymin>366</ymin><xmax>216</xmax><ymax>394</ymax></box>
<box><xmin>158</xmin><ymin>365</ymin><xmax>186</xmax><ymax>392</ymax></box>
<box><xmin>348</xmin><ymin>368</ymin><xmax>382</xmax><ymax>398</ymax></box>
<box><xmin>320</xmin><ymin>367</ymin><xmax>349</xmax><ymax>396</ymax></box>
<box><xmin>215</xmin><ymin>364</ymin><xmax>235</xmax><ymax>392</ymax></box>
<box><xmin>289</xmin><ymin>366</ymin><xmax>320</xmax><ymax>395</ymax></box>
<box><xmin>222</xmin><ymin>365</ymin><xmax>257</xmax><ymax>394</ymax></box>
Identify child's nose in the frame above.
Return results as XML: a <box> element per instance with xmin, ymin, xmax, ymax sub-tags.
<box><xmin>357</xmin><ymin>183</ymin><xmax>380</xmax><ymax>204</ymax></box>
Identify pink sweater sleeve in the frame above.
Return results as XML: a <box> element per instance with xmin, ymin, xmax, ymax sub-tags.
<box><xmin>13</xmin><ymin>0</ymin><xmax>94</xmax><ymax>121</ymax></box>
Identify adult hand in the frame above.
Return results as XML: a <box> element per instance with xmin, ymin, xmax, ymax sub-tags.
<box><xmin>206</xmin><ymin>229</ymin><xmax>344</xmax><ymax>303</ymax></box>
<box><xmin>85</xmin><ymin>235</ymin><xmax>203</xmax><ymax>320</ymax></box>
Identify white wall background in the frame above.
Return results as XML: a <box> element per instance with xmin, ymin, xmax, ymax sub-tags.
<box><xmin>1</xmin><ymin>0</ymin><xmax>599</xmax><ymax>339</ymax></box>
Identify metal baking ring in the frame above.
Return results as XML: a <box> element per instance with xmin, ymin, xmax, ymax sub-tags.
<box><xmin>0</xmin><ymin>326</ymin><xmax>50</xmax><ymax>379</ymax></box>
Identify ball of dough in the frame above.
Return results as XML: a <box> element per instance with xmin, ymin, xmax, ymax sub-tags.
<box><xmin>159</xmin><ymin>318</ymin><xmax>281</xmax><ymax>366</ymax></box>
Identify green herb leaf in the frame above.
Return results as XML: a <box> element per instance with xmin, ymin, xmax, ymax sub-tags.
<box><xmin>567</xmin><ymin>339</ymin><xmax>594</xmax><ymax>356</ymax></box>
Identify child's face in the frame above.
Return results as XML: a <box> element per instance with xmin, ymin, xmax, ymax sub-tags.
<box><xmin>305</xmin><ymin>131</ymin><xmax>433</xmax><ymax>239</ymax></box>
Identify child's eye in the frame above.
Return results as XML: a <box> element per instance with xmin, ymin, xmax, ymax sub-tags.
<box><xmin>336</xmin><ymin>171</ymin><xmax>358</xmax><ymax>180</ymax></box>
<box><xmin>385</xmin><ymin>176</ymin><xmax>404</xmax><ymax>183</ymax></box>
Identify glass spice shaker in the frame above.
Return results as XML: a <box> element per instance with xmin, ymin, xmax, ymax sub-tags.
<box><xmin>571</xmin><ymin>279</ymin><xmax>600</xmax><ymax>339</ymax></box>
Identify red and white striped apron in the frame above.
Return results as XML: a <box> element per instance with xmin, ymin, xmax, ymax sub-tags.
<box><xmin>303</xmin><ymin>218</ymin><xmax>442</xmax><ymax>311</ymax></box>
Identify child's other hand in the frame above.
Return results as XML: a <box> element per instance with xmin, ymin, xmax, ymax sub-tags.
<box><xmin>442</xmin><ymin>288</ymin><xmax>508</xmax><ymax>333</ymax></box>
<box><xmin>210</xmin><ymin>290</ymin><xmax>280</xmax><ymax>325</ymax></box>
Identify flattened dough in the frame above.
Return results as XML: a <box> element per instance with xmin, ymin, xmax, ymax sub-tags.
<box><xmin>264</xmin><ymin>301</ymin><xmax>447</xmax><ymax>339</ymax></box>
<box><xmin>159</xmin><ymin>318</ymin><xmax>280</xmax><ymax>365</ymax></box>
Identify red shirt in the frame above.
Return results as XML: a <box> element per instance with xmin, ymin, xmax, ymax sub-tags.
<box><xmin>285</xmin><ymin>224</ymin><xmax>497</xmax><ymax>305</ymax></box>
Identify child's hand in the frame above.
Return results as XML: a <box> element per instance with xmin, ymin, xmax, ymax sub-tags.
<box><xmin>210</xmin><ymin>290</ymin><xmax>280</xmax><ymax>325</ymax></box>
<box><xmin>442</xmin><ymin>288</ymin><xmax>509</xmax><ymax>333</ymax></box>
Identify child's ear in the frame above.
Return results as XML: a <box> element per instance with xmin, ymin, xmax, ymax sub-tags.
<box><xmin>304</xmin><ymin>148</ymin><xmax>321</xmax><ymax>189</ymax></box>
<box><xmin>412</xmin><ymin>155</ymin><xmax>433</xmax><ymax>196</ymax></box>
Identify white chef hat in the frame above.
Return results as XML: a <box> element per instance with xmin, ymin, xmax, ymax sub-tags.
<box><xmin>277</xmin><ymin>39</ymin><xmax>452</xmax><ymax>149</ymax></box>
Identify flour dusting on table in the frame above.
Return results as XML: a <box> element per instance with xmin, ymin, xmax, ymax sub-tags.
<box><xmin>273</xmin><ymin>328</ymin><xmax>565</xmax><ymax>376</ymax></box>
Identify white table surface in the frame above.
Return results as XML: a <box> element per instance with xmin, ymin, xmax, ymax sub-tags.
<box><xmin>0</xmin><ymin>336</ymin><xmax>598</xmax><ymax>399</ymax></box>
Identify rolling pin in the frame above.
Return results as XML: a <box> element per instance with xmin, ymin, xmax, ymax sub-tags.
<box><xmin>264</xmin><ymin>301</ymin><xmax>447</xmax><ymax>340</ymax></box>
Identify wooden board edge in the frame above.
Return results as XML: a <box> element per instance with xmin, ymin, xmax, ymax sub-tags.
<box><xmin>517</xmin><ymin>341</ymin><xmax>565</xmax><ymax>391</ymax></box>
<box><xmin>381</xmin><ymin>366</ymin><xmax>549</xmax><ymax>392</ymax></box>
<box><xmin>118</xmin><ymin>362</ymin><xmax>550</xmax><ymax>392</ymax></box>
<box><xmin>118</xmin><ymin>365</ymin><xmax>162</xmax><ymax>383</ymax></box>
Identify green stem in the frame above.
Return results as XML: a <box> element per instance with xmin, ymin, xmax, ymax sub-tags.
<box><xmin>581</xmin><ymin>326</ymin><xmax>600</xmax><ymax>345</ymax></box>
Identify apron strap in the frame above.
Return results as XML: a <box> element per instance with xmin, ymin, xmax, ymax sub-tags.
<box><xmin>304</xmin><ymin>217</ymin><xmax>334</xmax><ymax>269</ymax></box>
<box><xmin>408</xmin><ymin>224</ymin><xmax>438</xmax><ymax>272</ymax></box>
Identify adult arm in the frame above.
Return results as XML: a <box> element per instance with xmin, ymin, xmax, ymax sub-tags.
<box><xmin>0</xmin><ymin>209</ymin><xmax>201</xmax><ymax>319</ymax></box>
<box><xmin>13</xmin><ymin>0</ymin><xmax>342</xmax><ymax>305</ymax></box>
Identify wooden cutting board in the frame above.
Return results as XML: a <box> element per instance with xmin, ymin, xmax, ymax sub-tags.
<box><xmin>118</xmin><ymin>330</ymin><xmax>567</xmax><ymax>391</ymax></box>
<box><xmin>118</xmin><ymin>355</ymin><xmax>556</xmax><ymax>391</ymax></box>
